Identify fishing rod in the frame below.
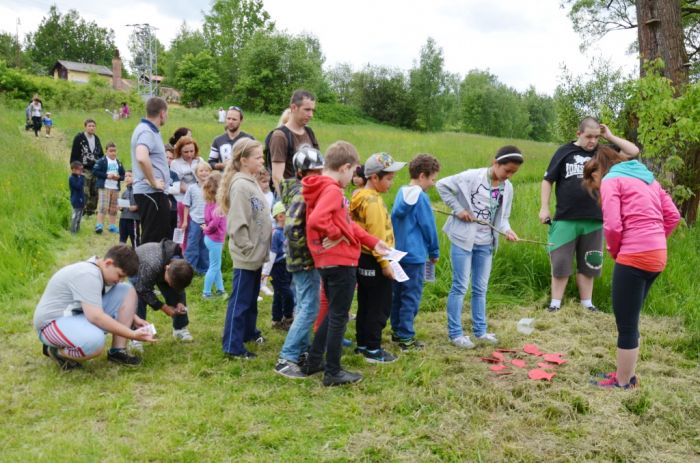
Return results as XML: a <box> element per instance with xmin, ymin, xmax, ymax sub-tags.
<box><xmin>432</xmin><ymin>208</ymin><xmax>553</xmax><ymax>246</ymax></box>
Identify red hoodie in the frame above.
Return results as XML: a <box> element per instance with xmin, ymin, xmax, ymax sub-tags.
<box><xmin>302</xmin><ymin>175</ymin><xmax>379</xmax><ymax>268</ymax></box>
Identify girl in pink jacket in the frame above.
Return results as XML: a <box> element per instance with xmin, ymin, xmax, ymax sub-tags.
<box><xmin>583</xmin><ymin>146</ymin><xmax>680</xmax><ymax>389</ymax></box>
<box><xmin>202</xmin><ymin>172</ymin><xmax>227</xmax><ymax>298</ymax></box>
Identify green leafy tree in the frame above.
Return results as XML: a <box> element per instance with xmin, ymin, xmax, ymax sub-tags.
<box><xmin>202</xmin><ymin>0</ymin><xmax>274</xmax><ymax>92</ymax></box>
<box><xmin>326</xmin><ymin>63</ymin><xmax>354</xmax><ymax>104</ymax></box>
<box><xmin>460</xmin><ymin>70</ymin><xmax>530</xmax><ymax>139</ymax></box>
<box><xmin>523</xmin><ymin>86</ymin><xmax>556</xmax><ymax>142</ymax></box>
<box><xmin>409</xmin><ymin>38</ymin><xmax>448</xmax><ymax>131</ymax></box>
<box><xmin>0</xmin><ymin>33</ymin><xmax>24</xmax><ymax>68</ymax></box>
<box><xmin>552</xmin><ymin>59</ymin><xmax>629</xmax><ymax>142</ymax></box>
<box><xmin>25</xmin><ymin>6</ymin><xmax>116</xmax><ymax>74</ymax></box>
<box><xmin>174</xmin><ymin>51</ymin><xmax>220</xmax><ymax>107</ymax></box>
<box><xmin>235</xmin><ymin>31</ymin><xmax>327</xmax><ymax>113</ymax></box>
<box><xmin>161</xmin><ymin>22</ymin><xmax>207</xmax><ymax>86</ymax></box>
<box><xmin>349</xmin><ymin>65</ymin><xmax>415</xmax><ymax>128</ymax></box>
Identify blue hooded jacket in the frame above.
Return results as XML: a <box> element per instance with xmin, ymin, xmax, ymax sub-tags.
<box><xmin>391</xmin><ymin>185</ymin><xmax>440</xmax><ymax>264</ymax></box>
<box><xmin>603</xmin><ymin>160</ymin><xmax>655</xmax><ymax>184</ymax></box>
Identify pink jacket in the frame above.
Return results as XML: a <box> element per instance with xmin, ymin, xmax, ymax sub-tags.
<box><xmin>600</xmin><ymin>161</ymin><xmax>680</xmax><ymax>259</ymax></box>
<box><xmin>203</xmin><ymin>202</ymin><xmax>227</xmax><ymax>243</ymax></box>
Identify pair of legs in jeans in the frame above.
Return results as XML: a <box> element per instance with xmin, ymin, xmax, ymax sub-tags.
<box><xmin>307</xmin><ymin>266</ymin><xmax>356</xmax><ymax>376</ymax></box>
<box><xmin>279</xmin><ymin>269</ymin><xmax>321</xmax><ymax>363</ymax></box>
<box><xmin>390</xmin><ymin>263</ymin><xmax>426</xmax><ymax>340</ymax></box>
<box><xmin>184</xmin><ymin>220</ymin><xmax>209</xmax><ymax>274</ymax></box>
<box><xmin>446</xmin><ymin>243</ymin><xmax>493</xmax><ymax>339</ymax></box>
<box><xmin>203</xmin><ymin>236</ymin><xmax>224</xmax><ymax>296</ymax></box>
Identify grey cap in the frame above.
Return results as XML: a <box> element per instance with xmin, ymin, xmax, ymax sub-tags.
<box><xmin>364</xmin><ymin>152</ymin><xmax>406</xmax><ymax>176</ymax></box>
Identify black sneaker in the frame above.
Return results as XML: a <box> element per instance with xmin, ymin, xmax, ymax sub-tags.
<box><xmin>361</xmin><ymin>348</ymin><xmax>398</xmax><ymax>364</ymax></box>
<box><xmin>44</xmin><ymin>345</ymin><xmax>82</xmax><ymax>370</ymax></box>
<box><xmin>274</xmin><ymin>359</ymin><xmax>308</xmax><ymax>379</ymax></box>
<box><xmin>323</xmin><ymin>369</ymin><xmax>363</xmax><ymax>387</ymax></box>
<box><xmin>300</xmin><ymin>360</ymin><xmax>324</xmax><ymax>376</ymax></box>
<box><xmin>107</xmin><ymin>349</ymin><xmax>141</xmax><ymax>366</ymax></box>
<box><xmin>254</xmin><ymin>335</ymin><xmax>266</xmax><ymax>344</ymax></box>
<box><xmin>547</xmin><ymin>305</ymin><xmax>561</xmax><ymax>313</ymax></box>
<box><xmin>226</xmin><ymin>351</ymin><xmax>257</xmax><ymax>359</ymax></box>
<box><xmin>398</xmin><ymin>338</ymin><xmax>425</xmax><ymax>352</ymax></box>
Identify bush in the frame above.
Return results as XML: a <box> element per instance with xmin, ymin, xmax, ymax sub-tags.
<box><xmin>313</xmin><ymin>102</ymin><xmax>372</xmax><ymax>125</ymax></box>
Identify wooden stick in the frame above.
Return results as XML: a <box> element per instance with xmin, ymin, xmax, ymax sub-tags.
<box><xmin>432</xmin><ymin>208</ymin><xmax>552</xmax><ymax>246</ymax></box>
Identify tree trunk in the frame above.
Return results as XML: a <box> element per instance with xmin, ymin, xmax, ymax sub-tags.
<box><xmin>636</xmin><ymin>0</ymin><xmax>689</xmax><ymax>92</ymax></box>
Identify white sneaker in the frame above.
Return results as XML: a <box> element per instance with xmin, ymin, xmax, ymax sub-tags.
<box><xmin>173</xmin><ymin>328</ymin><xmax>194</xmax><ymax>342</ymax></box>
<box><xmin>260</xmin><ymin>285</ymin><xmax>274</xmax><ymax>296</ymax></box>
<box><xmin>451</xmin><ymin>335</ymin><xmax>475</xmax><ymax>349</ymax></box>
<box><xmin>129</xmin><ymin>340</ymin><xmax>144</xmax><ymax>353</ymax></box>
<box><xmin>476</xmin><ymin>333</ymin><xmax>498</xmax><ymax>344</ymax></box>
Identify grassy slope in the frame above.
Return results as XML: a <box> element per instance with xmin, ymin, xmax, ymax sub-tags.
<box><xmin>1</xmin><ymin>107</ymin><xmax>698</xmax><ymax>462</ymax></box>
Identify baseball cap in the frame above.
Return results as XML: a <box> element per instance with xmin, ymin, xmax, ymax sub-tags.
<box><xmin>364</xmin><ymin>152</ymin><xmax>406</xmax><ymax>176</ymax></box>
<box><xmin>293</xmin><ymin>145</ymin><xmax>324</xmax><ymax>173</ymax></box>
<box><xmin>272</xmin><ymin>201</ymin><xmax>286</xmax><ymax>217</ymax></box>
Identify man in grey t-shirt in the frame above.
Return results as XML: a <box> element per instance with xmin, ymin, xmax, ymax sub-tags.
<box><xmin>33</xmin><ymin>245</ymin><xmax>155</xmax><ymax>369</ymax></box>
<box><xmin>131</xmin><ymin>97</ymin><xmax>172</xmax><ymax>244</ymax></box>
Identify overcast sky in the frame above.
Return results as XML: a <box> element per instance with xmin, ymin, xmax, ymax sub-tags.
<box><xmin>0</xmin><ymin>0</ymin><xmax>639</xmax><ymax>95</ymax></box>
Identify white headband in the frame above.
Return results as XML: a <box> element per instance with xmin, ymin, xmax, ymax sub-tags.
<box><xmin>497</xmin><ymin>153</ymin><xmax>523</xmax><ymax>162</ymax></box>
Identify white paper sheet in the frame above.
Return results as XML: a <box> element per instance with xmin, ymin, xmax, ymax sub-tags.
<box><xmin>390</xmin><ymin>260</ymin><xmax>409</xmax><ymax>282</ymax></box>
<box><xmin>118</xmin><ymin>198</ymin><xmax>131</xmax><ymax>208</ymax></box>
<box><xmin>386</xmin><ymin>248</ymin><xmax>408</xmax><ymax>262</ymax></box>
<box><xmin>172</xmin><ymin>228</ymin><xmax>184</xmax><ymax>244</ymax></box>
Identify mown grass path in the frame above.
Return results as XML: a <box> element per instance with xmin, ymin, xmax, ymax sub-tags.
<box><xmin>1</xmin><ymin>125</ymin><xmax>699</xmax><ymax>462</ymax></box>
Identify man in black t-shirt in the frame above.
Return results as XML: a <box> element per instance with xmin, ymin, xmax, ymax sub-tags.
<box><xmin>539</xmin><ymin>117</ymin><xmax>639</xmax><ymax>313</ymax></box>
<box><xmin>208</xmin><ymin>106</ymin><xmax>255</xmax><ymax>171</ymax></box>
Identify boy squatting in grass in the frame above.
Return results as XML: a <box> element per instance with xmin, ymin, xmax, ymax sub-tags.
<box><xmin>436</xmin><ymin>146</ymin><xmax>523</xmax><ymax>349</ymax></box>
<box><xmin>274</xmin><ymin>145</ymin><xmax>326</xmax><ymax>379</ymax></box>
<box><xmin>301</xmin><ymin>141</ymin><xmax>392</xmax><ymax>386</ymax></box>
<box><xmin>131</xmin><ymin>240</ymin><xmax>196</xmax><ymax>349</ymax></box>
<box><xmin>219</xmin><ymin>139</ymin><xmax>272</xmax><ymax>359</ymax></box>
<box><xmin>34</xmin><ymin>244</ymin><xmax>155</xmax><ymax>369</ymax></box>
<box><xmin>390</xmin><ymin>154</ymin><xmax>441</xmax><ymax>351</ymax></box>
<box><xmin>350</xmin><ymin>152</ymin><xmax>407</xmax><ymax>364</ymax></box>
<box><xmin>583</xmin><ymin>146</ymin><xmax>680</xmax><ymax>389</ymax></box>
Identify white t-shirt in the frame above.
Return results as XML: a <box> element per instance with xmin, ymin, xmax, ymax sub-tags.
<box><xmin>218</xmin><ymin>110</ymin><xmax>226</xmax><ymax>123</ymax></box>
<box><xmin>105</xmin><ymin>158</ymin><xmax>119</xmax><ymax>190</ymax></box>
<box><xmin>33</xmin><ymin>258</ymin><xmax>104</xmax><ymax>330</ymax></box>
<box><xmin>470</xmin><ymin>179</ymin><xmax>504</xmax><ymax>245</ymax></box>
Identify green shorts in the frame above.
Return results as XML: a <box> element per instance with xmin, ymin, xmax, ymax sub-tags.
<box><xmin>548</xmin><ymin>219</ymin><xmax>604</xmax><ymax>278</ymax></box>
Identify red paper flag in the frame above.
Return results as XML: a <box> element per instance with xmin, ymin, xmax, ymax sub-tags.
<box><xmin>528</xmin><ymin>369</ymin><xmax>555</xmax><ymax>381</ymax></box>
<box><xmin>537</xmin><ymin>362</ymin><xmax>554</xmax><ymax>369</ymax></box>
<box><xmin>492</xmin><ymin>351</ymin><xmax>505</xmax><ymax>362</ymax></box>
<box><xmin>542</xmin><ymin>354</ymin><xmax>568</xmax><ymax>365</ymax></box>
<box><xmin>511</xmin><ymin>359</ymin><xmax>527</xmax><ymax>369</ymax></box>
<box><xmin>490</xmin><ymin>364</ymin><xmax>508</xmax><ymax>371</ymax></box>
<box><xmin>523</xmin><ymin>344</ymin><xmax>543</xmax><ymax>356</ymax></box>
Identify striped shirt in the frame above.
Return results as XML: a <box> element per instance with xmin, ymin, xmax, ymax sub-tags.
<box><xmin>182</xmin><ymin>183</ymin><xmax>206</xmax><ymax>224</ymax></box>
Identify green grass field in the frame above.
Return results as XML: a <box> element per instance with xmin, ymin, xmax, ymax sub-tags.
<box><xmin>1</xmin><ymin>106</ymin><xmax>699</xmax><ymax>462</ymax></box>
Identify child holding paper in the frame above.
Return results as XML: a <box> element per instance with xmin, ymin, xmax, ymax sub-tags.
<box><xmin>350</xmin><ymin>152</ymin><xmax>406</xmax><ymax>364</ymax></box>
<box><xmin>436</xmin><ymin>146</ymin><xmax>523</xmax><ymax>349</ymax></box>
<box><xmin>390</xmin><ymin>154</ymin><xmax>441</xmax><ymax>351</ymax></box>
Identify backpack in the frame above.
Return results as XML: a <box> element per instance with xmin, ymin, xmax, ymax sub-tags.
<box><xmin>263</xmin><ymin>125</ymin><xmax>319</xmax><ymax>178</ymax></box>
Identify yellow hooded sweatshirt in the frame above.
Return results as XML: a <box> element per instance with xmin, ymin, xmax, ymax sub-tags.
<box><xmin>350</xmin><ymin>188</ymin><xmax>395</xmax><ymax>268</ymax></box>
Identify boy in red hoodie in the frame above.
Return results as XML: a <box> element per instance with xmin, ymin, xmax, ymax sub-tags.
<box><xmin>302</xmin><ymin>141</ymin><xmax>391</xmax><ymax>386</ymax></box>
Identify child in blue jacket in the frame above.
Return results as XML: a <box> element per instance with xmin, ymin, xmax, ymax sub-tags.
<box><xmin>390</xmin><ymin>154</ymin><xmax>441</xmax><ymax>350</ymax></box>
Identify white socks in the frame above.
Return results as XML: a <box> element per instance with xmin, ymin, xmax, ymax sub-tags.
<box><xmin>581</xmin><ymin>299</ymin><xmax>594</xmax><ymax>308</ymax></box>
<box><xmin>549</xmin><ymin>299</ymin><xmax>561</xmax><ymax>309</ymax></box>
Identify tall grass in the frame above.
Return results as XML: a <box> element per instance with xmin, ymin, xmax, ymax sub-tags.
<box><xmin>0</xmin><ymin>113</ymin><xmax>69</xmax><ymax>302</ymax></box>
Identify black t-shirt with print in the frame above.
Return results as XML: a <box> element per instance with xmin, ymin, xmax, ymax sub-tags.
<box><xmin>544</xmin><ymin>142</ymin><xmax>602</xmax><ymax>221</ymax></box>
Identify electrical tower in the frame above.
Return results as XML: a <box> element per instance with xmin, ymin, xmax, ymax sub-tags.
<box><xmin>127</xmin><ymin>23</ymin><xmax>159</xmax><ymax>99</ymax></box>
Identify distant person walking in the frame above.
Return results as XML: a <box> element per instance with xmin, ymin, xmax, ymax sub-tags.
<box><xmin>267</xmin><ymin>90</ymin><xmax>320</xmax><ymax>194</ymax></box>
<box><xmin>70</xmin><ymin>119</ymin><xmax>104</xmax><ymax>216</ymax></box>
<box><xmin>539</xmin><ymin>117</ymin><xmax>639</xmax><ymax>313</ymax></box>
<box><xmin>28</xmin><ymin>96</ymin><xmax>43</xmax><ymax>137</ymax></box>
<box><xmin>131</xmin><ymin>97</ymin><xmax>172</xmax><ymax>244</ymax></box>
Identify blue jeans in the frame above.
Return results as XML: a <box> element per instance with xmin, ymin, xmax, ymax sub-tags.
<box><xmin>203</xmin><ymin>236</ymin><xmax>224</xmax><ymax>295</ymax></box>
<box><xmin>222</xmin><ymin>268</ymin><xmax>262</xmax><ymax>355</ymax></box>
<box><xmin>390</xmin><ymin>262</ymin><xmax>426</xmax><ymax>340</ymax></box>
<box><xmin>271</xmin><ymin>261</ymin><xmax>295</xmax><ymax>321</ymax></box>
<box><xmin>279</xmin><ymin>269</ymin><xmax>321</xmax><ymax>363</ymax></box>
<box><xmin>184</xmin><ymin>219</ymin><xmax>209</xmax><ymax>274</ymax></box>
<box><xmin>446</xmin><ymin>243</ymin><xmax>493</xmax><ymax>339</ymax></box>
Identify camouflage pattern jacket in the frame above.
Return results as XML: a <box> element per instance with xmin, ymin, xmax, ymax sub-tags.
<box><xmin>280</xmin><ymin>178</ymin><xmax>313</xmax><ymax>272</ymax></box>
